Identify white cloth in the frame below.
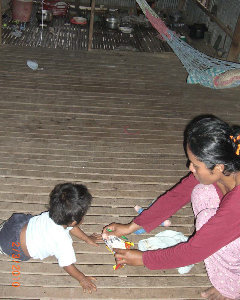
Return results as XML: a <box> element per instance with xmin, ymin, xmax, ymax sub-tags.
<box><xmin>138</xmin><ymin>230</ymin><xmax>194</xmax><ymax>274</ymax></box>
<box><xmin>26</xmin><ymin>212</ymin><xmax>76</xmax><ymax>267</ymax></box>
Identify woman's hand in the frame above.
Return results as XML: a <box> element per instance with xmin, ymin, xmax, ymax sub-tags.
<box><xmin>114</xmin><ymin>249</ymin><xmax>144</xmax><ymax>266</ymax></box>
<box><xmin>79</xmin><ymin>276</ymin><xmax>97</xmax><ymax>293</ymax></box>
<box><xmin>102</xmin><ymin>222</ymin><xmax>141</xmax><ymax>239</ymax></box>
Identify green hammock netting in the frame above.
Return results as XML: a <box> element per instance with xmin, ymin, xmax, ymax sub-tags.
<box><xmin>137</xmin><ymin>0</ymin><xmax>240</xmax><ymax>89</ymax></box>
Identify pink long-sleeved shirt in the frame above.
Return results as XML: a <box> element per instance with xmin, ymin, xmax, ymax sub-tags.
<box><xmin>134</xmin><ymin>173</ymin><xmax>240</xmax><ymax>270</ymax></box>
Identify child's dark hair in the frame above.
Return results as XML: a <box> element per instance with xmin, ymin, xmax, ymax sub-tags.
<box><xmin>185</xmin><ymin>115</ymin><xmax>240</xmax><ymax>175</ymax></box>
<box><xmin>49</xmin><ymin>183</ymin><xmax>92</xmax><ymax>225</ymax></box>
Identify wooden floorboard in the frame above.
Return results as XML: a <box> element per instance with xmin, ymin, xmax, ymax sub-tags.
<box><xmin>0</xmin><ymin>45</ymin><xmax>239</xmax><ymax>299</ymax></box>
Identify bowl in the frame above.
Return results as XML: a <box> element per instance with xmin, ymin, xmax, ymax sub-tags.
<box><xmin>70</xmin><ymin>17</ymin><xmax>87</xmax><ymax>25</ymax></box>
<box><xmin>119</xmin><ymin>26</ymin><xmax>133</xmax><ymax>34</ymax></box>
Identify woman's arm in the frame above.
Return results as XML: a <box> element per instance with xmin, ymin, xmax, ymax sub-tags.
<box><xmin>112</xmin><ymin>191</ymin><xmax>240</xmax><ymax>270</ymax></box>
<box><xmin>102</xmin><ymin>174</ymin><xmax>198</xmax><ymax>238</ymax></box>
<box><xmin>102</xmin><ymin>221</ymin><xmax>141</xmax><ymax>238</ymax></box>
<box><xmin>134</xmin><ymin>173</ymin><xmax>198</xmax><ymax>232</ymax></box>
<box><xmin>141</xmin><ymin>189</ymin><xmax>240</xmax><ymax>270</ymax></box>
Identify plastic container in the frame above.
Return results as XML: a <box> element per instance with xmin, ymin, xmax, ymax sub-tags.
<box><xmin>12</xmin><ymin>0</ymin><xmax>33</xmax><ymax>22</ymax></box>
<box><xmin>27</xmin><ymin>60</ymin><xmax>38</xmax><ymax>70</ymax></box>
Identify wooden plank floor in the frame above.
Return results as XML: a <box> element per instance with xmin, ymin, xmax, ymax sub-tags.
<box><xmin>0</xmin><ymin>45</ymin><xmax>239</xmax><ymax>300</ymax></box>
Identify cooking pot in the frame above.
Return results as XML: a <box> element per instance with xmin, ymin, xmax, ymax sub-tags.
<box><xmin>36</xmin><ymin>9</ymin><xmax>53</xmax><ymax>22</ymax></box>
<box><xmin>189</xmin><ymin>23</ymin><xmax>208</xmax><ymax>39</ymax></box>
<box><xmin>106</xmin><ymin>17</ymin><xmax>119</xmax><ymax>29</ymax></box>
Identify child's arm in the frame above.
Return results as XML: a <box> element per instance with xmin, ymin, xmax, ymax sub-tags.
<box><xmin>64</xmin><ymin>264</ymin><xmax>97</xmax><ymax>293</ymax></box>
<box><xmin>70</xmin><ymin>226</ymin><xmax>102</xmax><ymax>246</ymax></box>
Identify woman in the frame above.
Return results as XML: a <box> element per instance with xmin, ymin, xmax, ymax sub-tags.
<box><xmin>103</xmin><ymin>115</ymin><xmax>240</xmax><ymax>300</ymax></box>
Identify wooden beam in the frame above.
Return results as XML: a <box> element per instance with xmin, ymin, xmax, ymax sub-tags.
<box><xmin>88</xmin><ymin>0</ymin><xmax>95</xmax><ymax>51</ymax></box>
<box><xmin>178</xmin><ymin>0</ymin><xmax>187</xmax><ymax>11</ymax></box>
<box><xmin>0</xmin><ymin>0</ymin><xmax>2</xmax><ymax>45</ymax></box>
<box><xmin>192</xmin><ymin>0</ymin><xmax>233</xmax><ymax>39</ymax></box>
<box><xmin>227</xmin><ymin>12</ymin><xmax>240</xmax><ymax>62</ymax></box>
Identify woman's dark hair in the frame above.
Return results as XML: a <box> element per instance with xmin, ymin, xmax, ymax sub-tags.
<box><xmin>49</xmin><ymin>183</ymin><xmax>92</xmax><ymax>225</ymax></box>
<box><xmin>184</xmin><ymin>115</ymin><xmax>240</xmax><ymax>174</ymax></box>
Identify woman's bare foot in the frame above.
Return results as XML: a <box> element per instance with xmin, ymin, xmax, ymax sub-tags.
<box><xmin>201</xmin><ymin>287</ymin><xmax>232</xmax><ymax>300</ymax></box>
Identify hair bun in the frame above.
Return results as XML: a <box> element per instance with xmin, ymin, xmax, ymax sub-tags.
<box><xmin>230</xmin><ymin>135</ymin><xmax>240</xmax><ymax>155</ymax></box>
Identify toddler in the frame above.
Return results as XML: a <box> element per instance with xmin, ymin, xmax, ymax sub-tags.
<box><xmin>0</xmin><ymin>182</ymin><xmax>102</xmax><ymax>293</ymax></box>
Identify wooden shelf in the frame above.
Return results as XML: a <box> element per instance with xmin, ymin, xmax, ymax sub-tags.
<box><xmin>178</xmin><ymin>0</ymin><xmax>240</xmax><ymax>62</ymax></box>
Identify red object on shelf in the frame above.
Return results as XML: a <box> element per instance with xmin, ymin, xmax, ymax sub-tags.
<box><xmin>43</xmin><ymin>1</ymin><xmax>69</xmax><ymax>16</ymax></box>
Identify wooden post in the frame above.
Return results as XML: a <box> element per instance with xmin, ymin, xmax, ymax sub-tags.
<box><xmin>0</xmin><ymin>0</ymin><xmax>2</xmax><ymax>45</ymax></box>
<box><xmin>178</xmin><ymin>0</ymin><xmax>187</xmax><ymax>11</ymax></box>
<box><xmin>88</xmin><ymin>0</ymin><xmax>95</xmax><ymax>51</ymax></box>
<box><xmin>227</xmin><ymin>12</ymin><xmax>240</xmax><ymax>62</ymax></box>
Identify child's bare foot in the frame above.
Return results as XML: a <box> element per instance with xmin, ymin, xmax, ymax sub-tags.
<box><xmin>201</xmin><ymin>286</ymin><xmax>232</xmax><ymax>300</ymax></box>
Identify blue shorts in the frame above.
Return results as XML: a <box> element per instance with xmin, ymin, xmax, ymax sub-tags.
<box><xmin>0</xmin><ymin>213</ymin><xmax>33</xmax><ymax>261</ymax></box>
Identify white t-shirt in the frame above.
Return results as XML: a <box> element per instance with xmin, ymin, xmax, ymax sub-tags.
<box><xmin>26</xmin><ymin>212</ymin><xmax>76</xmax><ymax>267</ymax></box>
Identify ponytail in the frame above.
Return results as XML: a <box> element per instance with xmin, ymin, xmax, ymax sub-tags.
<box><xmin>230</xmin><ymin>126</ymin><xmax>240</xmax><ymax>156</ymax></box>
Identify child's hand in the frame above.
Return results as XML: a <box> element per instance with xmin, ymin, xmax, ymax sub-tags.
<box><xmin>79</xmin><ymin>276</ymin><xmax>97</xmax><ymax>293</ymax></box>
<box><xmin>63</xmin><ymin>264</ymin><xmax>97</xmax><ymax>294</ymax></box>
<box><xmin>87</xmin><ymin>233</ymin><xmax>102</xmax><ymax>246</ymax></box>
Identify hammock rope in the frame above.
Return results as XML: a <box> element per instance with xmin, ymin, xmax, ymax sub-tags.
<box><xmin>136</xmin><ymin>0</ymin><xmax>240</xmax><ymax>89</ymax></box>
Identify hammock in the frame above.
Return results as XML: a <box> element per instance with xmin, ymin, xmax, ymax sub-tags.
<box><xmin>136</xmin><ymin>0</ymin><xmax>240</xmax><ymax>89</ymax></box>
